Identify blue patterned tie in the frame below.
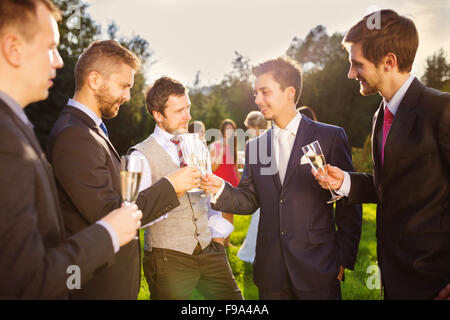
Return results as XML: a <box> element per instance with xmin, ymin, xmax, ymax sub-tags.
<box><xmin>99</xmin><ymin>122</ymin><xmax>108</xmax><ymax>138</ymax></box>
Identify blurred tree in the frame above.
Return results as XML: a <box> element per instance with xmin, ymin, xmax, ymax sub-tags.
<box><xmin>104</xmin><ymin>23</ymin><xmax>156</xmax><ymax>155</ymax></box>
<box><xmin>25</xmin><ymin>0</ymin><xmax>155</xmax><ymax>155</ymax></box>
<box><xmin>421</xmin><ymin>48</ymin><xmax>450</xmax><ymax>91</ymax></box>
<box><xmin>25</xmin><ymin>0</ymin><xmax>101</xmax><ymax>149</ymax></box>
<box><xmin>288</xmin><ymin>26</ymin><xmax>380</xmax><ymax>147</ymax></box>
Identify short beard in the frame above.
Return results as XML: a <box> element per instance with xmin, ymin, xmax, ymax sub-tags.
<box><xmin>159</xmin><ymin>120</ymin><xmax>187</xmax><ymax>135</ymax></box>
<box><xmin>94</xmin><ymin>85</ymin><xmax>123</xmax><ymax>119</ymax></box>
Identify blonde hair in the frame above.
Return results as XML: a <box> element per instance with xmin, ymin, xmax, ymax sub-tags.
<box><xmin>244</xmin><ymin>111</ymin><xmax>270</xmax><ymax>130</ymax></box>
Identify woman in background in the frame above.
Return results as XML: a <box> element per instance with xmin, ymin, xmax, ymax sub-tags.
<box><xmin>210</xmin><ymin>119</ymin><xmax>240</xmax><ymax>247</ymax></box>
<box><xmin>236</xmin><ymin>111</ymin><xmax>270</xmax><ymax>263</ymax></box>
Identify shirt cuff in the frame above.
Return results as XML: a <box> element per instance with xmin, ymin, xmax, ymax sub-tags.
<box><xmin>210</xmin><ymin>229</ymin><xmax>225</xmax><ymax>239</ymax></box>
<box><xmin>96</xmin><ymin>220</ymin><xmax>120</xmax><ymax>254</ymax></box>
<box><xmin>210</xmin><ymin>178</ymin><xmax>225</xmax><ymax>204</ymax></box>
<box><xmin>336</xmin><ymin>171</ymin><xmax>351</xmax><ymax>197</ymax></box>
<box><xmin>140</xmin><ymin>213</ymin><xmax>168</xmax><ymax>229</ymax></box>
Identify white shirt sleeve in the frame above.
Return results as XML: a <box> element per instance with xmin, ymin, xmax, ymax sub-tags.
<box><xmin>336</xmin><ymin>171</ymin><xmax>351</xmax><ymax>197</ymax></box>
<box><xmin>130</xmin><ymin>150</ymin><xmax>168</xmax><ymax>228</ymax></box>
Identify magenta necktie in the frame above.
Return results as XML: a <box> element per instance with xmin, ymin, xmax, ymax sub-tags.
<box><xmin>381</xmin><ymin>107</ymin><xmax>394</xmax><ymax>167</ymax></box>
<box><xmin>170</xmin><ymin>137</ymin><xmax>187</xmax><ymax>168</ymax></box>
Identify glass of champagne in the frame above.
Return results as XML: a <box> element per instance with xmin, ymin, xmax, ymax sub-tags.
<box><xmin>301</xmin><ymin>140</ymin><xmax>343</xmax><ymax>204</ymax></box>
<box><xmin>120</xmin><ymin>155</ymin><xmax>144</xmax><ymax>239</ymax></box>
<box><xmin>179</xmin><ymin>133</ymin><xmax>202</xmax><ymax>193</ymax></box>
<box><xmin>198</xmin><ymin>139</ymin><xmax>213</xmax><ymax>197</ymax></box>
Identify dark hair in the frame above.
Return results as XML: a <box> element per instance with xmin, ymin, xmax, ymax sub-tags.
<box><xmin>188</xmin><ymin>121</ymin><xmax>205</xmax><ymax>135</ymax></box>
<box><xmin>252</xmin><ymin>57</ymin><xmax>303</xmax><ymax>104</ymax></box>
<box><xmin>219</xmin><ymin>119</ymin><xmax>238</xmax><ymax>165</ymax></box>
<box><xmin>74</xmin><ymin>40</ymin><xmax>141</xmax><ymax>91</ymax></box>
<box><xmin>0</xmin><ymin>0</ymin><xmax>61</xmax><ymax>40</ymax></box>
<box><xmin>146</xmin><ymin>76</ymin><xmax>186</xmax><ymax>118</ymax></box>
<box><xmin>342</xmin><ymin>9</ymin><xmax>419</xmax><ymax>72</ymax></box>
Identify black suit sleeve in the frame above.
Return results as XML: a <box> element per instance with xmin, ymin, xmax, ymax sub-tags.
<box><xmin>137</xmin><ymin>177</ymin><xmax>180</xmax><ymax>225</ymax></box>
<box><xmin>51</xmin><ymin>126</ymin><xmax>179</xmax><ymax>225</ymax></box>
<box><xmin>0</xmin><ymin>127</ymin><xmax>114</xmax><ymax>299</ymax></box>
<box><xmin>438</xmin><ymin>97</ymin><xmax>450</xmax><ymax>170</ymax></box>
<box><xmin>328</xmin><ymin>128</ymin><xmax>363</xmax><ymax>270</ymax></box>
<box><xmin>346</xmin><ymin>172</ymin><xmax>378</xmax><ymax>204</ymax></box>
<box><xmin>212</xmin><ymin>143</ymin><xmax>260</xmax><ymax>215</ymax></box>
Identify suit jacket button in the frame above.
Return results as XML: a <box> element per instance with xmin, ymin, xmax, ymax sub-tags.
<box><xmin>281</xmin><ymin>231</ymin><xmax>287</xmax><ymax>236</ymax></box>
<box><xmin>280</xmin><ymin>199</ymin><xmax>285</xmax><ymax>203</ymax></box>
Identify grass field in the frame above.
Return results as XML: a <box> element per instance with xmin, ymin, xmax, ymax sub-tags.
<box><xmin>137</xmin><ymin>203</ymin><xmax>381</xmax><ymax>300</ymax></box>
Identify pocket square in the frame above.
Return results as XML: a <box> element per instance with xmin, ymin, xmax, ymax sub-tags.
<box><xmin>300</xmin><ymin>154</ymin><xmax>309</xmax><ymax>165</ymax></box>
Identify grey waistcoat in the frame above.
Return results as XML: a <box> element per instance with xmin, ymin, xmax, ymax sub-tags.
<box><xmin>132</xmin><ymin>135</ymin><xmax>211</xmax><ymax>254</ymax></box>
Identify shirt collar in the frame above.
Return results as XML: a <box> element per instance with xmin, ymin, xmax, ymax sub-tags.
<box><xmin>67</xmin><ymin>98</ymin><xmax>103</xmax><ymax>127</ymax></box>
<box><xmin>0</xmin><ymin>90</ymin><xmax>33</xmax><ymax>128</ymax></box>
<box><xmin>153</xmin><ymin>124</ymin><xmax>175</xmax><ymax>143</ymax></box>
<box><xmin>273</xmin><ymin>111</ymin><xmax>302</xmax><ymax>136</ymax></box>
<box><xmin>383</xmin><ymin>74</ymin><xmax>415</xmax><ymax>116</ymax></box>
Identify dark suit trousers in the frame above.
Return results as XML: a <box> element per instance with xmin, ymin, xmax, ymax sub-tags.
<box><xmin>143</xmin><ymin>242</ymin><xmax>243</xmax><ymax>300</ymax></box>
<box><xmin>259</xmin><ymin>277</ymin><xmax>341</xmax><ymax>300</ymax></box>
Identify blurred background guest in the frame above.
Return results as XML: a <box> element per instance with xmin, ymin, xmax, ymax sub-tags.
<box><xmin>210</xmin><ymin>119</ymin><xmax>240</xmax><ymax>247</ymax></box>
<box><xmin>237</xmin><ymin>111</ymin><xmax>270</xmax><ymax>263</ymax></box>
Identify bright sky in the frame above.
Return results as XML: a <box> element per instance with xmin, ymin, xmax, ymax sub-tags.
<box><xmin>85</xmin><ymin>0</ymin><xmax>450</xmax><ymax>87</ymax></box>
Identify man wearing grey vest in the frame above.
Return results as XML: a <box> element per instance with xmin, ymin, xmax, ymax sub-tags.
<box><xmin>130</xmin><ymin>77</ymin><xmax>243</xmax><ymax>300</ymax></box>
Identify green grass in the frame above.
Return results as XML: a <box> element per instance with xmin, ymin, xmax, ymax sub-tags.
<box><xmin>138</xmin><ymin>203</ymin><xmax>380</xmax><ymax>300</ymax></box>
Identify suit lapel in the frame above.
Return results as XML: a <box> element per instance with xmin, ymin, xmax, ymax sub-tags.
<box><xmin>371</xmin><ymin>104</ymin><xmax>383</xmax><ymax>185</ymax></box>
<box><xmin>0</xmin><ymin>101</ymin><xmax>56</xmax><ymax>185</ymax></box>
<box><xmin>282</xmin><ymin>116</ymin><xmax>314</xmax><ymax>189</ymax></box>
<box><xmin>63</xmin><ymin>106</ymin><xmax>121</xmax><ymax>161</ymax></box>
<box><xmin>265</xmin><ymin>129</ymin><xmax>282</xmax><ymax>192</ymax></box>
<box><xmin>382</xmin><ymin>78</ymin><xmax>423</xmax><ymax>181</ymax></box>
<box><xmin>0</xmin><ymin>100</ymin><xmax>64</xmax><ymax>232</ymax></box>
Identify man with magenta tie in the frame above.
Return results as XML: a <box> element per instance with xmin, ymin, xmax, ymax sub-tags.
<box><xmin>313</xmin><ymin>10</ymin><xmax>450</xmax><ymax>300</ymax></box>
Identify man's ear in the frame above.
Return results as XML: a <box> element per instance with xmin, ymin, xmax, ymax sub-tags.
<box><xmin>1</xmin><ymin>33</ymin><xmax>23</xmax><ymax>68</ymax></box>
<box><xmin>87</xmin><ymin>71</ymin><xmax>103</xmax><ymax>91</ymax></box>
<box><xmin>152</xmin><ymin>110</ymin><xmax>164</xmax><ymax>123</ymax></box>
<box><xmin>285</xmin><ymin>86</ymin><xmax>296</xmax><ymax>102</ymax></box>
<box><xmin>383</xmin><ymin>52</ymin><xmax>398</xmax><ymax>72</ymax></box>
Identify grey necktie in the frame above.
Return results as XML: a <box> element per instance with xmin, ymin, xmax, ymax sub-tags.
<box><xmin>278</xmin><ymin>129</ymin><xmax>291</xmax><ymax>184</ymax></box>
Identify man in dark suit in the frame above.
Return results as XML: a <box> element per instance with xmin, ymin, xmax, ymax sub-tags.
<box><xmin>0</xmin><ymin>0</ymin><xmax>144</xmax><ymax>299</ymax></box>
<box><xmin>46</xmin><ymin>40</ymin><xmax>201</xmax><ymax>299</ymax></box>
<box><xmin>314</xmin><ymin>10</ymin><xmax>450</xmax><ymax>299</ymax></box>
<box><xmin>202</xmin><ymin>57</ymin><xmax>362</xmax><ymax>299</ymax></box>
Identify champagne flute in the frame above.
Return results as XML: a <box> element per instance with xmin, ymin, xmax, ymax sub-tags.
<box><xmin>301</xmin><ymin>140</ymin><xmax>343</xmax><ymax>204</ymax></box>
<box><xmin>120</xmin><ymin>155</ymin><xmax>144</xmax><ymax>239</ymax></box>
<box><xmin>198</xmin><ymin>139</ymin><xmax>212</xmax><ymax>197</ymax></box>
<box><xmin>179</xmin><ymin>133</ymin><xmax>202</xmax><ymax>193</ymax></box>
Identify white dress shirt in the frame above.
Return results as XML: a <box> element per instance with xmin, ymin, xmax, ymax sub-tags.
<box><xmin>131</xmin><ymin>125</ymin><xmax>231</xmax><ymax>238</ymax></box>
<box><xmin>66</xmin><ymin>99</ymin><xmax>120</xmax><ymax>253</ymax></box>
<box><xmin>337</xmin><ymin>74</ymin><xmax>416</xmax><ymax>196</ymax></box>
<box><xmin>211</xmin><ymin>112</ymin><xmax>302</xmax><ymax>203</ymax></box>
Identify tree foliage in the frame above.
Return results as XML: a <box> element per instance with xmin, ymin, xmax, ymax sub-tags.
<box><xmin>421</xmin><ymin>48</ymin><xmax>450</xmax><ymax>91</ymax></box>
<box><xmin>25</xmin><ymin>1</ymin><xmax>448</xmax><ymax>154</ymax></box>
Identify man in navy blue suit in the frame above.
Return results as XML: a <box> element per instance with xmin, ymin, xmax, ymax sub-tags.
<box><xmin>201</xmin><ymin>57</ymin><xmax>362</xmax><ymax>299</ymax></box>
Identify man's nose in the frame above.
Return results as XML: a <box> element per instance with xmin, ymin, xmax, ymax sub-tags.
<box><xmin>53</xmin><ymin>49</ymin><xmax>64</xmax><ymax>69</ymax></box>
<box><xmin>347</xmin><ymin>67</ymin><xmax>357</xmax><ymax>79</ymax></box>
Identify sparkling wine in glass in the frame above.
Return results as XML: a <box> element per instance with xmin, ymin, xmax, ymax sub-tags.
<box><xmin>198</xmin><ymin>139</ymin><xmax>213</xmax><ymax>197</ymax></box>
<box><xmin>301</xmin><ymin>140</ymin><xmax>343</xmax><ymax>204</ymax></box>
<box><xmin>120</xmin><ymin>155</ymin><xmax>144</xmax><ymax>239</ymax></box>
<box><xmin>179</xmin><ymin>133</ymin><xmax>202</xmax><ymax>193</ymax></box>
